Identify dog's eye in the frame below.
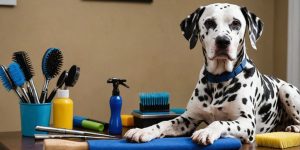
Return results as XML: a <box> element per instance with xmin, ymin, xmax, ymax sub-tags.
<box><xmin>230</xmin><ymin>20</ymin><xmax>241</xmax><ymax>30</ymax></box>
<box><xmin>204</xmin><ymin>19</ymin><xmax>217</xmax><ymax>30</ymax></box>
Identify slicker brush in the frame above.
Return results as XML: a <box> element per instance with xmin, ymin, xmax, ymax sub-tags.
<box><xmin>8</xmin><ymin>62</ymin><xmax>31</xmax><ymax>103</ymax></box>
<box><xmin>0</xmin><ymin>65</ymin><xmax>27</xmax><ymax>103</ymax></box>
<box><xmin>40</xmin><ymin>48</ymin><xmax>63</xmax><ymax>103</ymax></box>
<box><xmin>12</xmin><ymin>51</ymin><xmax>39</xmax><ymax>103</ymax></box>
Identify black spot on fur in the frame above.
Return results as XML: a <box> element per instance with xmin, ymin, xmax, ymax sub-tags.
<box><xmin>244</xmin><ymin>67</ymin><xmax>255</xmax><ymax>78</ymax></box>
<box><xmin>237</xmin><ymin>126</ymin><xmax>241</xmax><ymax>131</ymax></box>
<box><xmin>191</xmin><ymin>97</ymin><xmax>193</xmax><ymax>100</ymax></box>
<box><xmin>242</xmin><ymin>98</ymin><xmax>247</xmax><ymax>105</ymax></box>
<box><xmin>217</xmin><ymin>83</ymin><xmax>223</xmax><ymax>89</ymax></box>
<box><xmin>198</xmin><ymin>96</ymin><xmax>204</xmax><ymax>102</ymax></box>
<box><xmin>215</xmin><ymin>92</ymin><xmax>223</xmax><ymax>99</ymax></box>
<box><xmin>247</xmin><ymin>114</ymin><xmax>252</xmax><ymax>119</ymax></box>
<box><xmin>255</xmin><ymin>87</ymin><xmax>258</xmax><ymax>96</ymax></box>
<box><xmin>286</xmin><ymin>93</ymin><xmax>289</xmax><ymax>98</ymax></box>
<box><xmin>243</xmin><ymin>84</ymin><xmax>247</xmax><ymax>87</ymax></box>
<box><xmin>204</xmin><ymin>95</ymin><xmax>208</xmax><ymax>100</ymax></box>
<box><xmin>219</xmin><ymin>121</ymin><xmax>223</xmax><ymax>125</ymax></box>
<box><xmin>249</xmin><ymin>136</ymin><xmax>253</xmax><ymax>141</ymax></box>
<box><xmin>228</xmin><ymin>94</ymin><xmax>237</xmax><ymax>102</ymax></box>
<box><xmin>201</xmin><ymin>77</ymin><xmax>207</xmax><ymax>84</ymax></box>
<box><xmin>156</xmin><ymin>125</ymin><xmax>160</xmax><ymax>129</ymax></box>
<box><xmin>182</xmin><ymin>117</ymin><xmax>191</xmax><ymax>128</ymax></box>
<box><xmin>247</xmin><ymin>129</ymin><xmax>250</xmax><ymax>135</ymax></box>
<box><xmin>260</xmin><ymin>128</ymin><xmax>264</xmax><ymax>132</ymax></box>
<box><xmin>229</xmin><ymin>78</ymin><xmax>239</xmax><ymax>85</ymax></box>
<box><xmin>224</xmin><ymin>83</ymin><xmax>241</xmax><ymax>95</ymax></box>
<box><xmin>258</xmin><ymin>103</ymin><xmax>272</xmax><ymax>115</ymax></box>
<box><xmin>227</xmin><ymin>128</ymin><xmax>230</xmax><ymax>131</ymax></box>
<box><xmin>203</xmin><ymin>103</ymin><xmax>208</xmax><ymax>107</ymax></box>
<box><xmin>218</xmin><ymin>107</ymin><xmax>223</xmax><ymax>111</ymax></box>
<box><xmin>171</xmin><ymin>120</ymin><xmax>175</xmax><ymax>124</ymax></box>
<box><xmin>250</xmin><ymin>81</ymin><xmax>253</xmax><ymax>87</ymax></box>
<box><xmin>181</xmin><ymin>127</ymin><xmax>185</xmax><ymax>131</ymax></box>
<box><xmin>195</xmin><ymin>88</ymin><xmax>199</xmax><ymax>96</ymax></box>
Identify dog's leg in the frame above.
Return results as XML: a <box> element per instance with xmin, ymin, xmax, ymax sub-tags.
<box><xmin>191</xmin><ymin>116</ymin><xmax>255</xmax><ymax>145</ymax></box>
<box><xmin>124</xmin><ymin>111</ymin><xmax>202</xmax><ymax>142</ymax></box>
<box><xmin>279</xmin><ymin>84</ymin><xmax>300</xmax><ymax>132</ymax></box>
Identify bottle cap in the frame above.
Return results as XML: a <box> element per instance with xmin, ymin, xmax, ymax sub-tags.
<box><xmin>57</xmin><ymin>89</ymin><xmax>69</xmax><ymax>98</ymax></box>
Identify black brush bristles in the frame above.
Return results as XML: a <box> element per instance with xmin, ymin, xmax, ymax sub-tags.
<box><xmin>42</xmin><ymin>48</ymin><xmax>63</xmax><ymax>79</ymax></box>
<box><xmin>12</xmin><ymin>51</ymin><xmax>34</xmax><ymax>81</ymax></box>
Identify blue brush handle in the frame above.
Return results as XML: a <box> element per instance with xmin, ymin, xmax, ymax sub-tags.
<box><xmin>109</xmin><ymin>96</ymin><xmax>122</xmax><ymax>135</ymax></box>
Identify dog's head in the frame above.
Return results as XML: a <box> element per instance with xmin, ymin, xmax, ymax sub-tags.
<box><xmin>180</xmin><ymin>3</ymin><xmax>263</xmax><ymax>74</ymax></box>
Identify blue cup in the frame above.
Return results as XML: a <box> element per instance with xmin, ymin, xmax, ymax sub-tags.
<box><xmin>19</xmin><ymin>102</ymin><xmax>51</xmax><ymax>137</ymax></box>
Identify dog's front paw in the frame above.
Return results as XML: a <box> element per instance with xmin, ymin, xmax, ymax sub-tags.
<box><xmin>191</xmin><ymin>128</ymin><xmax>221</xmax><ymax>145</ymax></box>
<box><xmin>286</xmin><ymin>125</ymin><xmax>300</xmax><ymax>132</ymax></box>
<box><xmin>124</xmin><ymin>128</ymin><xmax>158</xmax><ymax>143</ymax></box>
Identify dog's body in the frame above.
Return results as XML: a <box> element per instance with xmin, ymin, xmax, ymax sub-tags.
<box><xmin>125</xmin><ymin>3</ymin><xmax>300</xmax><ymax>145</ymax></box>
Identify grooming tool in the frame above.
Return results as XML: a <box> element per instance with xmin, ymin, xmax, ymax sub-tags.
<box><xmin>73</xmin><ymin>116</ymin><xmax>106</xmax><ymax>132</ymax></box>
<box><xmin>40</xmin><ymin>48</ymin><xmax>63</xmax><ymax>103</ymax></box>
<box><xmin>132</xmin><ymin>92</ymin><xmax>183</xmax><ymax>128</ymax></box>
<box><xmin>8</xmin><ymin>62</ymin><xmax>30</xmax><ymax>103</ymax></box>
<box><xmin>53</xmin><ymin>89</ymin><xmax>73</xmax><ymax>129</ymax></box>
<box><xmin>64</xmin><ymin>65</ymin><xmax>80</xmax><ymax>89</ymax></box>
<box><xmin>46</xmin><ymin>70</ymin><xmax>68</xmax><ymax>103</ymax></box>
<box><xmin>121</xmin><ymin>115</ymin><xmax>134</xmax><ymax>127</ymax></box>
<box><xmin>35</xmin><ymin>126</ymin><xmax>117</xmax><ymax>138</ymax></box>
<box><xmin>139</xmin><ymin>92</ymin><xmax>170</xmax><ymax>112</ymax></box>
<box><xmin>73</xmin><ymin>115</ymin><xmax>109</xmax><ymax>130</ymax></box>
<box><xmin>0</xmin><ymin>65</ymin><xmax>27</xmax><ymax>103</ymax></box>
<box><xmin>107</xmin><ymin>78</ymin><xmax>129</xmax><ymax>135</ymax></box>
<box><xmin>12</xmin><ymin>51</ymin><xmax>39</xmax><ymax>103</ymax></box>
<box><xmin>35</xmin><ymin>134</ymin><xmax>119</xmax><ymax>140</ymax></box>
<box><xmin>256</xmin><ymin>132</ymin><xmax>300</xmax><ymax>149</ymax></box>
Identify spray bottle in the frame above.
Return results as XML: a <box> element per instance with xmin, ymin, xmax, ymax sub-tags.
<box><xmin>107</xmin><ymin>78</ymin><xmax>129</xmax><ymax>135</ymax></box>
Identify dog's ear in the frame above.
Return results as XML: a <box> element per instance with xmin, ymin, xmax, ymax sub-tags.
<box><xmin>241</xmin><ymin>7</ymin><xmax>264</xmax><ymax>50</ymax></box>
<box><xmin>180</xmin><ymin>7</ymin><xmax>205</xmax><ymax>49</ymax></box>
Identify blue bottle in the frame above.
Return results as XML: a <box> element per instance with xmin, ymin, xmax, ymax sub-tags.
<box><xmin>107</xmin><ymin>78</ymin><xmax>129</xmax><ymax>135</ymax></box>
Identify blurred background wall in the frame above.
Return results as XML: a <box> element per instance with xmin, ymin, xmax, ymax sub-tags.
<box><xmin>0</xmin><ymin>0</ymin><xmax>287</xmax><ymax>131</ymax></box>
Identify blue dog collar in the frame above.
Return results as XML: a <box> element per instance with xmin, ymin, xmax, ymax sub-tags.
<box><xmin>204</xmin><ymin>58</ymin><xmax>247</xmax><ymax>83</ymax></box>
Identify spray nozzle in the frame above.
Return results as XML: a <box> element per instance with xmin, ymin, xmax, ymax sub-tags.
<box><xmin>107</xmin><ymin>78</ymin><xmax>129</xmax><ymax>96</ymax></box>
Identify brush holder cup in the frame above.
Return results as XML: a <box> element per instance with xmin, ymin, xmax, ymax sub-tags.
<box><xmin>19</xmin><ymin>102</ymin><xmax>51</xmax><ymax>137</ymax></box>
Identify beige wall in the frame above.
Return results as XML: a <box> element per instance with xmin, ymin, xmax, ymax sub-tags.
<box><xmin>0</xmin><ymin>0</ymin><xmax>287</xmax><ymax>131</ymax></box>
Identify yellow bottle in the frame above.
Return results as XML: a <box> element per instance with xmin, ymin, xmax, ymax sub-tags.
<box><xmin>53</xmin><ymin>89</ymin><xmax>73</xmax><ymax>129</ymax></box>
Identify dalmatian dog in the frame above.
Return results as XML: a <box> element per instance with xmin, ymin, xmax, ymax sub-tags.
<box><xmin>124</xmin><ymin>3</ymin><xmax>300</xmax><ymax>145</ymax></box>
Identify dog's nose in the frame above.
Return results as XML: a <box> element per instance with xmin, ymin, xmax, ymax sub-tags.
<box><xmin>216</xmin><ymin>36</ymin><xmax>231</xmax><ymax>49</ymax></box>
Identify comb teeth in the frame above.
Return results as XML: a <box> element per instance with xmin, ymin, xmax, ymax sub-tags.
<box><xmin>139</xmin><ymin>92</ymin><xmax>170</xmax><ymax>112</ymax></box>
<box><xmin>42</xmin><ymin>48</ymin><xmax>63</xmax><ymax>79</ymax></box>
<box><xmin>12</xmin><ymin>51</ymin><xmax>34</xmax><ymax>81</ymax></box>
<box><xmin>0</xmin><ymin>65</ymin><xmax>14</xmax><ymax>91</ymax></box>
<box><xmin>8</xmin><ymin>62</ymin><xmax>26</xmax><ymax>87</ymax></box>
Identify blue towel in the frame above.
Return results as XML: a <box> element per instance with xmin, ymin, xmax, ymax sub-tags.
<box><xmin>88</xmin><ymin>137</ymin><xmax>241</xmax><ymax>150</ymax></box>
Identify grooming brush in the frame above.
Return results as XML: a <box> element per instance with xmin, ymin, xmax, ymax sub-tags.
<box><xmin>132</xmin><ymin>92</ymin><xmax>186</xmax><ymax>128</ymax></box>
<box><xmin>12</xmin><ymin>51</ymin><xmax>39</xmax><ymax>103</ymax></box>
<box><xmin>139</xmin><ymin>92</ymin><xmax>170</xmax><ymax>112</ymax></box>
<box><xmin>46</xmin><ymin>70</ymin><xmax>68</xmax><ymax>103</ymax></box>
<box><xmin>8</xmin><ymin>62</ymin><xmax>31</xmax><ymax>103</ymax></box>
<box><xmin>40</xmin><ymin>48</ymin><xmax>63</xmax><ymax>103</ymax></box>
<box><xmin>0</xmin><ymin>65</ymin><xmax>27</xmax><ymax>103</ymax></box>
<box><xmin>64</xmin><ymin>65</ymin><xmax>80</xmax><ymax>90</ymax></box>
